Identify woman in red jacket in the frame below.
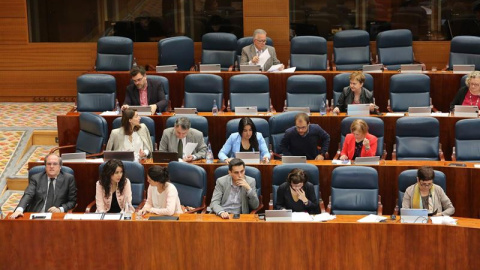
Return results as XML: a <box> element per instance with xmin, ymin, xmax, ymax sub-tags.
<box><xmin>340</xmin><ymin>119</ymin><xmax>377</xmax><ymax>161</ymax></box>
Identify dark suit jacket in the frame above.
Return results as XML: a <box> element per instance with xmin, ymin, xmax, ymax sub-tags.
<box><xmin>450</xmin><ymin>86</ymin><xmax>469</xmax><ymax>111</ymax></box>
<box><xmin>16</xmin><ymin>171</ymin><xmax>77</xmax><ymax>212</ymax></box>
<box><xmin>337</xmin><ymin>86</ymin><xmax>374</xmax><ymax>112</ymax></box>
<box><xmin>275</xmin><ymin>182</ymin><xmax>320</xmax><ymax>214</ymax></box>
<box><xmin>124</xmin><ymin>77</ymin><xmax>167</xmax><ymax>112</ymax></box>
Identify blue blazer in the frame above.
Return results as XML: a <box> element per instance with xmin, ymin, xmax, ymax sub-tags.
<box><xmin>218</xmin><ymin>132</ymin><xmax>270</xmax><ymax>161</ymax></box>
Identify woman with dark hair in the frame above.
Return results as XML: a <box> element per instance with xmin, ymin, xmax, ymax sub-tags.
<box><xmin>275</xmin><ymin>168</ymin><xmax>319</xmax><ymax>214</ymax></box>
<box><xmin>138</xmin><ymin>166</ymin><xmax>183</xmax><ymax>216</ymax></box>
<box><xmin>95</xmin><ymin>159</ymin><xmax>132</xmax><ymax>213</ymax></box>
<box><xmin>106</xmin><ymin>108</ymin><xmax>153</xmax><ymax>161</ymax></box>
<box><xmin>218</xmin><ymin>117</ymin><xmax>270</xmax><ymax>163</ymax></box>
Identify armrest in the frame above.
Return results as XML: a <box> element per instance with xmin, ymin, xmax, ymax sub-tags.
<box><xmin>269</xmin><ymin>98</ymin><xmax>276</xmax><ymax>113</ymax></box>
<box><xmin>387</xmin><ymin>99</ymin><xmax>393</xmax><ymax>112</ymax></box>
<box><xmin>452</xmin><ymin>146</ymin><xmax>456</xmax><ymax>161</ymax></box>
<box><xmin>392</xmin><ymin>144</ymin><xmax>397</xmax><ymax>161</ymax></box>
<box><xmin>186</xmin><ymin>196</ymin><xmax>207</xmax><ymax>214</ymax></box>
<box><xmin>331</xmin><ymin>54</ymin><xmax>337</xmax><ymax>71</ymax></box>
<box><xmin>49</xmin><ymin>145</ymin><xmax>76</xmax><ymax>155</ymax></box>
<box><xmin>146</xmin><ymin>64</ymin><xmax>156</xmax><ymax>71</ymax></box>
<box><xmin>439</xmin><ymin>143</ymin><xmax>445</xmax><ymax>161</ymax></box>
<box><xmin>250</xmin><ymin>195</ymin><xmax>264</xmax><ymax>214</ymax></box>
<box><xmin>67</xmin><ymin>203</ymin><xmax>78</xmax><ymax>213</ymax></box>
<box><xmin>85</xmin><ymin>200</ymin><xmax>96</xmax><ymax>213</ymax></box>
<box><xmin>326</xmin><ymin>195</ymin><xmax>332</xmax><ymax>214</ymax></box>
<box><xmin>377</xmin><ymin>195</ymin><xmax>383</xmax><ymax>216</ymax></box>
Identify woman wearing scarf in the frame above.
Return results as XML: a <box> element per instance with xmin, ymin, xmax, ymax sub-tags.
<box><xmin>402</xmin><ymin>166</ymin><xmax>455</xmax><ymax>216</ymax></box>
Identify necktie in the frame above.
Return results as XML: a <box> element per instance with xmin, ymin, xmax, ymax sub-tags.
<box><xmin>45</xmin><ymin>178</ymin><xmax>55</xmax><ymax>211</ymax></box>
<box><xmin>177</xmin><ymin>139</ymin><xmax>183</xmax><ymax>159</ymax></box>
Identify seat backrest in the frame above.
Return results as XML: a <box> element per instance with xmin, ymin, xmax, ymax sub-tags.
<box><xmin>214</xmin><ymin>166</ymin><xmax>262</xmax><ymax>198</ymax></box>
<box><xmin>449</xmin><ymin>36</ymin><xmax>480</xmax><ymax>70</ymax></box>
<box><xmin>158</xmin><ymin>36</ymin><xmax>194</xmax><ymax>71</ymax></box>
<box><xmin>389</xmin><ymin>73</ymin><xmax>430</xmax><ymax>112</ymax></box>
<box><xmin>397</xmin><ymin>169</ymin><xmax>447</xmax><ymax>210</ymax></box>
<box><xmin>202</xmin><ymin>32</ymin><xmax>237</xmax><ymax>70</ymax></box>
<box><xmin>339</xmin><ymin>117</ymin><xmax>384</xmax><ymax>156</ymax></box>
<box><xmin>226</xmin><ymin>118</ymin><xmax>270</xmax><ymax>146</ymax></box>
<box><xmin>290</xmin><ymin>36</ymin><xmax>328</xmax><ymax>71</ymax></box>
<box><xmin>96</xmin><ymin>36</ymin><xmax>133</xmax><ymax>71</ymax></box>
<box><xmin>166</xmin><ymin>115</ymin><xmax>209</xmax><ymax>145</ymax></box>
<box><xmin>147</xmin><ymin>75</ymin><xmax>169</xmax><ymax>106</ymax></box>
<box><xmin>333</xmin><ymin>30</ymin><xmax>371</xmax><ymax>71</ymax></box>
<box><xmin>168</xmin><ymin>161</ymin><xmax>207</xmax><ymax>208</ymax></box>
<box><xmin>77</xmin><ymin>74</ymin><xmax>117</xmax><ymax>112</ymax></box>
<box><xmin>99</xmin><ymin>161</ymin><xmax>145</xmax><ymax>207</ymax></box>
<box><xmin>395</xmin><ymin>117</ymin><xmax>439</xmax><ymax>160</ymax></box>
<box><xmin>112</xmin><ymin>116</ymin><xmax>156</xmax><ymax>150</ymax></box>
<box><xmin>286</xmin><ymin>75</ymin><xmax>327</xmax><ymax>111</ymax></box>
<box><xmin>184</xmin><ymin>74</ymin><xmax>224</xmax><ymax>112</ymax></box>
<box><xmin>77</xmin><ymin>112</ymin><xmax>108</xmax><ymax>154</ymax></box>
<box><xmin>376</xmin><ymin>29</ymin><xmax>414</xmax><ymax>70</ymax></box>
<box><xmin>272</xmin><ymin>164</ymin><xmax>319</xmax><ymax>208</ymax></box>
<box><xmin>332</xmin><ymin>73</ymin><xmax>374</xmax><ymax>106</ymax></box>
<box><xmin>229</xmin><ymin>74</ymin><xmax>270</xmax><ymax>112</ymax></box>
<box><xmin>455</xmin><ymin>119</ymin><xmax>480</xmax><ymax>161</ymax></box>
<box><xmin>331</xmin><ymin>166</ymin><xmax>379</xmax><ymax>215</ymax></box>
<box><xmin>460</xmin><ymin>74</ymin><xmax>468</xmax><ymax>88</ymax></box>
<box><xmin>268</xmin><ymin>111</ymin><xmax>298</xmax><ymax>154</ymax></box>
<box><xmin>236</xmin><ymin>37</ymin><xmax>273</xmax><ymax>66</ymax></box>
<box><xmin>29</xmin><ymin>166</ymin><xmax>74</xmax><ymax>178</ymax></box>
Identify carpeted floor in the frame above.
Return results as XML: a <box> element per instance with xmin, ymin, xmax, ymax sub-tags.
<box><xmin>0</xmin><ymin>102</ymin><xmax>74</xmax><ymax>128</ymax></box>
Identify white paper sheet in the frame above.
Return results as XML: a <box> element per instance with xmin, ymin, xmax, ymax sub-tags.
<box><xmin>184</xmin><ymin>142</ymin><xmax>198</xmax><ymax>157</ymax></box>
<box><xmin>258</xmin><ymin>49</ymin><xmax>271</xmax><ymax>69</ymax></box>
<box><xmin>279</xmin><ymin>67</ymin><xmax>296</xmax><ymax>73</ymax></box>
<box><xmin>103</xmin><ymin>213</ymin><xmax>123</xmax><ymax>220</ymax></box>
<box><xmin>30</xmin><ymin>213</ymin><xmax>52</xmax><ymax>220</ymax></box>
<box><xmin>292</xmin><ymin>212</ymin><xmax>313</xmax><ymax>222</ymax></box>
<box><xmin>331</xmin><ymin>159</ymin><xmax>351</xmax><ymax>165</ymax></box>
<box><xmin>267</xmin><ymin>64</ymin><xmax>284</xmax><ymax>72</ymax></box>
<box><xmin>357</xmin><ymin>214</ymin><xmax>387</xmax><ymax>223</ymax></box>
<box><xmin>430</xmin><ymin>216</ymin><xmax>457</xmax><ymax>225</ymax></box>
<box><xmin>313</xmin><ymin>213</ymin><xmax>336</xmax><ymax>222</ymax></box>
<box><xmin>385</xmin><ymin>113</ymin><xmax>405</xmax><ymax>116</ymax></box>
<box><xmin>100</xmin><ymin>111</ymin><xmax>119</xmax><ymax>116</ymax></box>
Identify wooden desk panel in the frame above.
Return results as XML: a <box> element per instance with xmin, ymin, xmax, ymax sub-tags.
<box><xmin>88</xmin><ymin>71</ymin><xmax>466</xmax><ymax>114</ymax></box>
<box><xmin>2</xmin><ymin>214</ymin><xmax>480</xmax><ymax>269</ymax></box>
<box><xmin>29</xmin><ymin>161</ymin><xmax>480</xmax><ymax>218</ymax></box>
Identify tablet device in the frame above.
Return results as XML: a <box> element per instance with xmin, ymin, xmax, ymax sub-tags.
<box><xmin>408</xmin><ymin>107</ymin><xmax>431</xmax><ymax>116</ymax></box>
<box><xmin>240</xmin><ymin>65</ymin><xmax>262</xmax><ymax>73</ymax></box>
<box><xmin>148</xmin><ymin>216</ymin><xmax>179</xmax><ymax>221</ymax></box>
<box><xmin>347</xmin><ymin>104</ymin><xmax>370</xmax><ymax>116</ymax></box>
<box><xmin>128</xmin><ymin>106</ymin><xmax>151</xmax><ymax>116</ymax></box>
<box><xmin>400</xmin><ymin>64</ymin><xmax>423</xmax><ymax>73</ymax></box>
<box><xmin>103</xmin><ymin>151</ymin><xmax>134</xmax><ymax>161</ymax></box>
<box><xmin>235</xmin><ymin>152</ymin><xmax>260</xmax><ymax>164</ymax></box>
<box><xmin>61</xmin><ymin>152</ymin><xmax>87</xmax><ymax>162</ymax></box>
<box><xmin>155</xmin><ymin>65</ymin><xmax>177</xmax><ymax>73</ymax></box>
<box><xmin>354</xmin><ymin>156</ymin><xmax>380</xmax><ymax>165</ymax></box>
<box><xmin>152</xmin><ymin>151</ymin><xmax>179</xmax><ymax>163</ymax></box>
<box><xmin>400</xmin><ymin>208</ymin><xmax>428</xmax><ymax>224</ymax></box>
<box><xmin>199</xmin><ymin>64</ymin><xmax>221</xmax><ymax>73</ymax></box>
<box><xmin>284</xmin><ymin>107</ymin><xmax>311</xmax><ymax>114</ymax></box>
<box><xmin>235</xmin><ymin>106</ymin><xmax>258</xmax><ymax>115</ymax></box>
<box><xmin>265</xmin><ymin>209</ymin><xmax>293</xmax><ymax>222</ymax></box>
<box><xmin>454</xmin><ymin>105</ymin><xmax>478</xmax><ymax>118</ymax></box>
<box><xmin>453</xmin><ymin>64</ymin><xmax>475</xmax><ymax>74</ymax></box>
<box><xmin>362</xmin><ymin>64</ymin><xmax>383</xmax><ymax>73</ymax></box>
<box><xmin>281</xmin><ymin>156</ymin><xmax>307</xmax><ymax>164</ymax></box>
<box><xmin>174</xmin><ymin>108</ymin><xmax>198</xmax><ymax>115</ymax></box>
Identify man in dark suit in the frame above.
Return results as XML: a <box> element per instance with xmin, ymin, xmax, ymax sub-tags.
<box><xmin>122</xmin><ymin>65</ymin><xmax>167</xmax><ymax>114</ymax></box>
<box><xmin>9</xmin><ymin>154</ymin><xmax>77</xmax><ymax>219</ymax></box>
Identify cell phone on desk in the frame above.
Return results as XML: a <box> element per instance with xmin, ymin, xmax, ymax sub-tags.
<box><xmin>233</xmin><ymin>214</ymin><xmax>240</xmax><ymax>219</ymax></box>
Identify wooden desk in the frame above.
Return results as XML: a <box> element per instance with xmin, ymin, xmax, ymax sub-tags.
<box><xmin>2</xmin><ymin>213</ymin><xmax>480</xmax><ymax>269</ymax></box>
<box><xmin>90</xmin><ymin>70</ymin><xmax>466</xmax><ymax>113</ymax></box>
<box><xmin>57</xmin><ymin>112</ymin><xmax>471</xmax><ymax>161</ymax></box>
<box><xmin>29</xmin><ymin>160</ymin><xmax>480</xmax><ymax>218</ymax></box>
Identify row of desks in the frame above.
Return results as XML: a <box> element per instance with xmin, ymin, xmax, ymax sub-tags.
<box><xmin>58</xmin><ymin>112</ymin><xmax>473</xmax><ymax>162</ymax></box>
<box><xmin>2</xmin><ymin>213</ymin><xmax>480</xmax><ymax>269</ymax></box>
<box><xmin>90</xmin><ymin>70</ymin><xmax>467</xmax><ymax>113</ymax></box>
<box><xmin>29</xmin><ymin>160</ymin><xmax>480</xmax><ymax>219</ymax></box>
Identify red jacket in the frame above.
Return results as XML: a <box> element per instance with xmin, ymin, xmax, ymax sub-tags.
<box><xmin>340</xmin><ymin>133</ymin><xmax>378</xmax><ymax>160</ymax></box>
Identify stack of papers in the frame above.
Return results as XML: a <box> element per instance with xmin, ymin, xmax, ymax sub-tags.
<box><xmin>331</xmin><ymin>160</ymin><xmax>351</xmax><ymax>165</ymax></box>
<box><xmin>313</xmin><ymin>213</ymin><xmax>336</xmax><ymax>222</ymax></box>
<box><xmin>100</xmin><ymin>111</ymin><xmax>120</xmax><ymax>116</ymax></box>
<box><xmin>357</xmin><ymin>214</ymin><xmax>387</xmax><ymax>223</ymax></box>
<box><xmin>430</xmin><ymin>216</ymin><xmax>457</xmax><ymax>225</ymax></box>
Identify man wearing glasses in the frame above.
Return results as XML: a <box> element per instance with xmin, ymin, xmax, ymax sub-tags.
<box><xmin>240</xmin><ymin>29</ymin><xmax>284</xmax><ymax>71</ymax></box>
<box><xmin>122</xmin><ymin>65</ymin><xmax>167</xmax><ymax>114</ymax></box>
<box><xmin>10</xmin><ymin>154</ymin><xmax>77</xmax><ymax>219</ymax></box>
<box><xmin>280</xmin><ymin>113</ymin><xmax>330</xmax><ymax>160</ymax></box>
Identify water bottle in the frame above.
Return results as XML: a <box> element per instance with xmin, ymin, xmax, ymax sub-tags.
<box><xmin>132</xmin><ymin>57</ymin><xmax>137</xmax><ymax>67</ymax></box>
<box><xmin>320</xmin><ymin>99</ymin><xmax>326</xmax><ymax>115</ymax></box>
<box><xmin>269</xmin><ymin>144</ymin><xmax>274</xmax><ymax>163</ymax></box>
<box><xmin>283</xmin><ymin>100</ymin><xmax>287</xmax><ymax>112</ymax></box>
<box><xmin>123</xmin><ymin>200</ymin><xmax>133</xmax><ymax>220</ymax></box>
<box><xmin>206</xmin><ymin>143</ymin><xmax>214</xmax><ymax>164</ymax></box>
<box><xmin>212</xmin><ymin>99</ymin><xmax>218</xmax><ymax>116</ymax></box>
<box><xmin>269</xmin><ymin>193</ymin><xmax>274</xmax><ymax>210</ymax></box>
<box><xmin>115</xmin><ymin>99</ymin><xmax>120</xmax><ymax>114</ymax></box>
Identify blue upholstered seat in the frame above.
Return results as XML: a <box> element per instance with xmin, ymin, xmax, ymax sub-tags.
<box><xmin>455</xmin><ymin>119</ymin><xmax>480</xmax><ymax>162</ymax></box>
<box><xmin>376</xmin><ymin>29</ymin><xmax>414</xmax><ymax>70</ymax></box>
<box><xmin>168</xmin><ymin>161</ymin><xmax>207</xmax><ymax>211</ymax></box>
<box><xmin>76</xmin><ymin>112</ymin><xmax>108</xmax><ymax>155</ymax></box>
<box><xmin>395</xmin><ymin>117</ymin><xmax>440</xmax><ymax>160</ymax></box>
<box><xmin>389</xmin><ymin>73</ymin><xmax>430</xmax><ymax>112</ymax></box>
<box><xmin>95</xmin><ymin>36</ymin><xmax>133</xmax><ymax>71</ymax></box>
<box><xmin>268</xmin><ymin>111</ymin><xmax>298</xmax><ymax>155</ymax></box>
<box><xmin>76</xmin><ymin>74</ymin><xmax>117</xmax><ymax>112</ymax></box>
<box><xmin>158</xmin><ymin>36</ymin><xmax>194</xmax><ymax>71</ymax></box>
<box><xmin>229</xmin><ymin>74</ymin><xmax>270</xmax><ymax>112</ymax></box>
<box><xmin>184</xmin><ymin>74</ymin><xmax>224</xmax><ymax>112</ymax></box>
<box><xmin>448</xmin><ymin>36</ymin><xmax>480</xmax><ymax>70</ymax></box>
<box><xmin>333</xmin><ymin>30</ymin><xmax>371</xmax><ymax>71</ymax></box>
<box><xmin>202</xmin><ymin>33</ymin><xmax>237</xmax><ymax>71</ymax></box>
<box><xmin>286</xmin><ymin>75</ymin><xmax>327</xmax><ymax>112</ymax></box>
<box><xmin>290</xmin><ymin>36</ymin><xmax>328</xmax><ymax>71</ymax></box>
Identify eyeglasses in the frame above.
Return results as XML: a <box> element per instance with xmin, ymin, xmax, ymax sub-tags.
<box><xmin>255</xmin><ymin>39</ymin><xmax>267</xmax><ymax>43</ymax></box>
<box><xmin>46</xmin><ymin>162</ymin><xmax>60</xmax><ymax>166</ymax></box>
<box><xmin>132</xmin><ymin>76</ymin><xmax>145</xmax><ymax>83</ymax></box>
<box><xmin>419</xmin><ymin>182</ymin><xmax>433</xmax><ymax>187</ymax></box>
<box><xmin>470</xmin><ymin>83</ymin><xmax>480</xmax><ymax>88</ymax></box>
<box><xmin>296</xmin><ymin>125</ymin><xmax>308</xmax><ymax>131</ymax></box>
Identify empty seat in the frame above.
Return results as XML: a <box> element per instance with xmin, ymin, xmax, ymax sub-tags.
<box><xmin>290</xmin><ymin>36</ymin><xmax>328</xmax><ymax>71</ymax></box>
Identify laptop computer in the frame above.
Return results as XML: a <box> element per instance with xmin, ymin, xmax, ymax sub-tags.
<box><xmin>408</xmin><ymin>107</ymin><xmax>431</xmax><ymax>117</ymax></box>
<box><xmin>103</xmin><ymin>151</ymin><xmax>134</xmax><ymax>161</ymax></box>
<box><xmin>199</xmin><ymin>64</ymin><xmax>221</xmax><ymax>73</ymax></box>
<box><xmin>152</xmin><ymin>151</ymin><xmax>179</xmax><ymax>163</ymax></box>
<box><xmin>129</xmin><ymin>106</ymin><xmax>151</xmax><ymax>116</ymax></box>
<box><xmin>354</xmin><ymin>156</ymin><xmax>380</xmax><ymax>165</ymax></box>
<box><xmin>400</xmin><ymin>208</ymin><xmax>429</xmax><ymax>224</ymax></box>
<box><xmin>453</xmin><ymin>65</ymin><xmax>475</xmax><ymax>74</ymax></box>
<box><xmin>155</xmin><ymin>65</ymin><xmax>177</xmax><ymax>73</ymax></box>
<box><xmin>235</xmin><ymin>106</ymin><xmax>258</xmax><ymax>115</ymax></box>
<box><xmin>61</xmin><ymin>152</ymin><xmax>87</xmax><ymax>162</ymax></box>
<box><xmin>362</xmin><ymin>64</ymin><xmax>383</xmax><ymax>73</ymax></box>
<box><xmin>400</xmin><ymin>64</ymin><xmax>423</xmax><ymax>73</ymax></box>
<box><xmin>282</xmin><ymin>156</ymin><xmax>307</xmax><ymax>164</ymax></box>
<box><xmin>347</xmin><ymin>104</ymin><xmax>370</xmax><ymax>116</ymax></box>
<box><xmin>174</xmin><ymin>108</ymin><xmax>197</xmax><ymax>115</ymax></box>
<box><xmin>265</xmin><ymin>209</ymin><xmax>293</xmax><ymax>222</ymax></box>
<box><xmin>235</xmin><ymin>152</ymin><xmax>260</xmax><ymax>164</ymax></box>
<box><xmin>454</xmin><ymin>105</ymin><xmax>478</xmax><ymax>118</ymax></box>
<box><xmin>284</xmin><ymin>107</ymin><xmax>311</xmax><ymax>114</ymax></box>
<box><xmin>240</xmin><ymin>65</ymin><xmax>262</xmax><ymax>73</ymax></box>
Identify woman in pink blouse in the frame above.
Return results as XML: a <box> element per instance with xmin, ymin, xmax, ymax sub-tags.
<box><xmin>138</xmin><ymin>165</ymin><xmax>183</xmax><ymax>216</ymax></box>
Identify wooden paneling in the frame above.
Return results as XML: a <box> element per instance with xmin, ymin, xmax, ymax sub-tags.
<box><xmin>0</xmin><ymin>70</ymin><xmax>81</xmax><ymax>96</ymax></box>
<box><xmin>243</xmin><ymin>0</ymin><xmax>289</xmax><ymax>17</ymax></box>
<box><xmin>412</xmin><ymin>41</ymin><xmax>451</xmax><ymax>70</ymax></box>
<box><xmin>0</xmin><ymin>18</ymin><xmax>28</xmax><ymax>44</ymax></box>
<box><xmin>0</xmin><ymin>43</ymin><xmax>96</xmax><ymax>71</ymax></box>
<box><xmin>0</xmin><ymin>0</ymin><xmax>26</xmax><ymax>18</ymax></box>
<box><xmin>244</xmin><ymin>18</ymin><xmax>290</xmax><ymax>45</ymax></box>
